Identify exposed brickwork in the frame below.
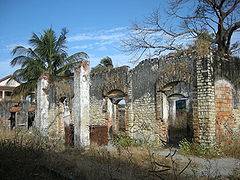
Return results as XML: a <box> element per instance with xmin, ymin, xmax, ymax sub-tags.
<box><xmin>215</xmin><ymin>81</ymin><xmax>236</xmax><ymax>146</ymax></box>
<box><xmin>34</xmin><ymin>54</ymin><xmax>240</xmax><ymax>147</ymax></box>
<box><xmin>196</xmin><ymin>55</ymin><xmax>216</xmax><ymax>145</ymax></box>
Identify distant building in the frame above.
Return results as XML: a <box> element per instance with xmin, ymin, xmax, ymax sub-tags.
<box><xmin>0</xmin><ymin>75</ymin><xmax>20</xmax><ymax>100</ymax></box>
<box><xmin>0</xmin><ymin>75</ymin><xmax>35</xmax><ymax>129</ymax></box>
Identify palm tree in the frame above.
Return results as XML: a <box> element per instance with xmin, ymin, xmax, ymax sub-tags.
<box><xmin>10</xmin><ymin>27</ymin><xmax>88</xmax><ymax>97</ymax></box>
<box><xmin>91</xmin><ymin>56</ymin><xmax>113</xmax><ymax>73</ymax></box>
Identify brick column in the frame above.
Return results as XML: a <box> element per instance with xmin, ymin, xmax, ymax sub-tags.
<box><xmin>73</xmin><ymin>61</ymin><xmax>90</xmax><ymax>147</ymax></box>
<box><xmin>196</xmin><ymin>55</ymin><xmax>216</xmax><ymax>145</ymax></box>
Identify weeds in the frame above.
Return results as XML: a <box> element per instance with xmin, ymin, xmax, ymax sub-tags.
<box><xmin>179</xmin><ymin>138</ymin><xmax>222</xmax><ymax>158</ymax></box>
<box><xmin>221</xmin><ymin>132</ymin><xmax>240</xmax><ymax>159</ymax></box>
<box><xmin>112</xmin><ymin>133</ymin><xmax>141</xmax><ymax>148</ymax></box>
<box><xmin>1</xmin><ymin>128</ymin><xmax>239</xmax><ymax>179</ymax></box>
<box><xmin>0</xmin><ymin>128</ymin><xmax>76</xmax><ymax>179</ymax></box>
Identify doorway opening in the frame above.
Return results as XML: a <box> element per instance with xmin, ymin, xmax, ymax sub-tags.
<box><xmin>168</xmin><ymin>97</ymin><xmax>189</xmax><ymax>145</ymax></box>
<box><xmin>9</xmin><ymin>112</ymin><xmax>16</xmax><ymax>130</ymax></box>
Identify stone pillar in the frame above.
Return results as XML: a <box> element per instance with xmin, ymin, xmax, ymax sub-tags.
<box><xmin>73</xmin><ymin>61</ymin><xmax>90</xmax><ymax>147</ymax></box>
<box><xmin>35</xmin><ymin>74</ymin><xmax>50</xmax><ymax>136</ymax></box>
<box><xmin>126</xmin><ymin>73</ymin><xmax>134</xmax><ymax>138</ymax></box>
<box><xmin>196</xmin><ymin>55</ymin><xmax>216</xmax><ymax>146</ymax></box>
<box><xmin>2</xmin><ymin>90</ymin><xmax>5</xmax><ymax>99</ymax></box>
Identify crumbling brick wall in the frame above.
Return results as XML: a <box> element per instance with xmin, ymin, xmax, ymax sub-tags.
<box><xmin>35</xmin><ymin>54</ymin><xmax>240</xmax><ymax>147</ymax></box>
<box><xmin>214</xmin><ymin>56</ymin><xmax>240</xmax><ymax>146</ymax></box>
<box><xmin>90</xmin><ymin>66</ymin><xmax>130</xmax><ymax>140</ymax></box>
<box><xmin>35</xmin><ymin>75</ymin><xmax>74</xmax><ymax>138</ymax></box>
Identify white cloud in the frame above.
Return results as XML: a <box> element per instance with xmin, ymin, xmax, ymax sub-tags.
<box><xmin>70</xmin><ymin>44</ymin><xmax>94</xmax><ymax>50</ymax></box>
<box><xmin>68</xmin><ymin>27</ymin><xmax>127</xmax><ymax>53</ymax></box>
<box><xmin>68</xmin><ymin>32</ymin><xmax>125</xmax><ymax>42</ymax></box>
<box><xmin>68</xmin><ymin>26</ymin><xmax>127</xmax><ymax>42</ymax></box>
<box><xmin>94</xmin><ymin>40</ymin><xmax>116</xmax><ymax>46</ymax></box>
<box><xmin>104</xmin><ymin>26</ymin><xmax>127</xmax><ymax>33</ymax></box>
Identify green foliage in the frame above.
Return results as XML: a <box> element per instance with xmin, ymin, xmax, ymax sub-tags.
<box><xmin>113</xmin><ymin>134</ymin><xmax>141</xmax><ymax>148</ymax></box>
<box><xmin>91</xmin><ymin>64</ymin><xmax>108</xmax><ymax>73</ymax></box>
<box><xmin>179</xmin><ymin>139</ymin><xmax>222</xmax><ymax>158</ymax></box>
<box><xmin>91</xmin><ymin>56</ymin><xmax>113</xmax><ymax>73</ymax></box>
<box><xmin>100</xmin><ymin>56</ymin><xmax>113</xmax><ymax>67</ymax></box>
<box><xmin>10</xmin><ymin>27</ymin><xmax>88</xmax><ymax>97</ymax></box>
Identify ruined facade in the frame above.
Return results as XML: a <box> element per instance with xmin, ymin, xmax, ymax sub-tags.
<box><xmin>0</xmin><ymin>75</ymin><xmax>35</xmax><ymax>130</ymax></box>
<box><xmin>35</xmin><ymin>53</ymin><xmax>240</xmax><ymax>147</ymax></box>
<box><xmin>0</xmin><ymin>100</ymin><xmax>35</xmax><ymax>129</ymax></box>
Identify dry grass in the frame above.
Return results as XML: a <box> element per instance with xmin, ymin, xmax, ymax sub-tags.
<box><xmin>1</xmin><ymin>129</ymin><xmax>239</xmax><ymax>179</ymax></box>
<box><xmin>0</xmin><ymin>129</ymin><xmax>189</xmax><ymax>180</ymax></box>
<box><xmin>0</xmin><ymin>128</ymin><xmax>73</xmax><ymax>179</ymax></box>
<box><xmin>221</xmin><ymin>133</ymin><xmax>240</xmax><ymax>159</ymax></box>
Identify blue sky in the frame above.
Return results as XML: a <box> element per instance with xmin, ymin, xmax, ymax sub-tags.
<box><xmin>0</xmin><ymin>0</ymin><xmax>161</xmax><ymax>77</ymax></box>
<box><xmin>1</xmin><ymin>0</ymin><xmax>239</xmax><ymax>78</ymax></box>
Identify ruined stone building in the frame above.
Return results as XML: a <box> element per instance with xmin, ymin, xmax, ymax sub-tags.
<box><xmin>35</xmin><ymin>53</ymin><xmax>240</xmax><ymax>147</ymax></box>
<box><xmin>0</xmin><ymin>75</ymin><xmax>35</xmax><ymax>129</ymax></box>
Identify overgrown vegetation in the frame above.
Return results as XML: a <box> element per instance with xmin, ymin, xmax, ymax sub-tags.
<box><xmin>113</xmin><ymin>133</ymin><xmax>141</xmax><ymax>148</ymax></box>
<box><xmin>221</xmin><ymin>133</ymin><xmax>240</xmax><ymax>159</ymax></box>
<box><xmin>179</xmin><ymin>138</ymin><xmax>222</xmax><ymax>158</ymax></box>
<box><xmin>179</xmin><ymin>134</ymin><xmax>240</xmax><ymax>160</ymax></box>
<box><xmin>1</xmin><ymin>128</ymin><xmax>240</xmax><ymax>179</ymax></box>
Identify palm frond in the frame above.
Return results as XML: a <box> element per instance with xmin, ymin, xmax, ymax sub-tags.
<box><xmin>11</xmin><ymin>46</ymin><xmax>29</xmax><ymax>56</ymax></box>
<box><xmin>10</xmin><ymin>27</ymin><xmax>89</xmax><ymax>96</ymax></box>
<box><xmin>55</xmin><ymin>28</ymin><xmax>68</xmax><ymax>52</ymax></box>
<box><xmin>12</xmin><ymin>79</ymin><xmax>38</xmax><ymax>97</ymax></box>
<box><xmin>55</xmin><ymin>61</ymin><xmax>80</xmax><ymax>76</ymax></box>
<box><xmin>65</xmin><ymin>52</ymin><xmax>89</xmax><ymax>63</ymax></box>
<box><xmin>10</xmin><ymin>56</ymin><xmax>31</xmax><ymax>67</ymax></box>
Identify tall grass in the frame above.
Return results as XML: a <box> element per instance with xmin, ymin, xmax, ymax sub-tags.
<box><xmin>1</xmin><ymin>129</ymin><xmax>239</xmax><ymax>179</ymax></box>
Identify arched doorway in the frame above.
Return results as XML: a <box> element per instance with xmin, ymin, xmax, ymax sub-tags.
<box><xmin>158</xmin><ymin>81</ymin><xmax>193</xmax><ymax>146</ymax></box>
<box><xmin>105</xmin><ymin>90</ymin><xmax>127</xmax><ymax>136</ymax></box>
<box><xmin>90</xmin><ymin>89</ymin><xmax>128</xmax><ymax>145</ymax></box>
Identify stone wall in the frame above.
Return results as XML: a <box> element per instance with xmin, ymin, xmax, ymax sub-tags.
<box><xmin>130</xmin><ymin>54</ymin><xmax>196</xmax><ymax>142</ymax></box>
<box><xmin>34</xmin><ymin>54</ymin><xmax>240</xmax><ymax>147</ymax></box>
<box><xmin>48</xmin><ymin>76</ymin><xmax>74</xmax><ymax>138</ymax></box>
<box><xmin>35</xmin><ymin>74</ymin><xmax>74</xmax><ymax>138</ymax></box>
<box><xmin>0</xmin><ymin>100</ymin><xmax>32</xmax><ymax>129</ymax></box>
<box><xmin>89</xmin><ymin>66</ymin><xmax>130</xmax><ymax>130</ymax></box>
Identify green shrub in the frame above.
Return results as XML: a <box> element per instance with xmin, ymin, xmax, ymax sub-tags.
<box><xmin>113</xmin><ymin>134</ymin><xmax>141</xmax><ymax>148</ymax></box>
<box><xmin>179</xmin><ymin>138</ymin><xmax>222</xmax><ymax>158</ymax></box>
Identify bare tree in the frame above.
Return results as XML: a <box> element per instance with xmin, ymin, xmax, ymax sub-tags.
<box><xmin>122</xmin><ymin>0</ymin><xmax>240</xmax><ymax>60</ymax></box>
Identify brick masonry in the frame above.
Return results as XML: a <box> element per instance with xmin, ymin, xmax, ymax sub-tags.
<box><xmin>35</xmin><ymin>53</ymin><xmax>240</xmax><ymax>147</ymax></box>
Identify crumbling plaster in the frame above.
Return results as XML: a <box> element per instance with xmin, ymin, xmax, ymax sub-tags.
<box><xmin>34</xmin><ymin>53</ymin><xmax>240</xmax><ymax>147</ymax></box>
